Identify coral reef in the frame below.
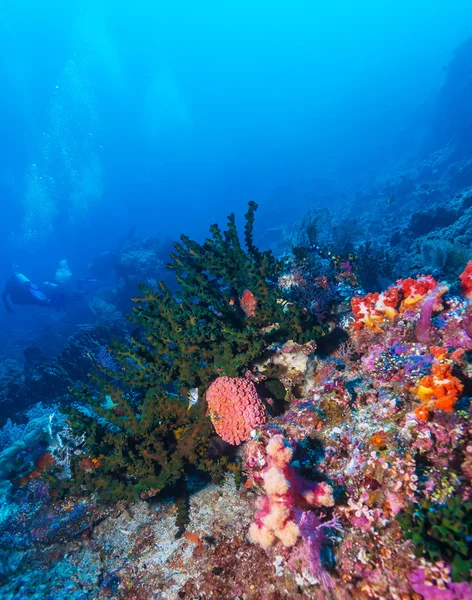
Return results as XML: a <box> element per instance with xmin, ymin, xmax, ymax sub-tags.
<box><xmin>2</xmin><ymin>181</ymin><xmax>472</xmax><ymax>597</ymax></box>
<box><xmin>2</xmin><ymin>32</ymin><xmax>472</xmax><ymax>600</ymax></box>
<box><xmin>239</xmin><ymin>262</ymin><xmax>472</xmax><ymax>597</ymax></box>
<box><xmin>0</xmin><ymin>254</ymin><xmax>470</xmax><ymax>597</ymax></box>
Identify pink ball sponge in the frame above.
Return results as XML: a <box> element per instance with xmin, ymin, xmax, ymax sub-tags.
<box><xmin>206</xmin><ymin>376</ymin><xmax>267</xmax><ymax>445</ymax></box>
<box><xmin>248</xmin><ymin>434</ymin><xmax>334</xmax><ymax>550</ymax></box>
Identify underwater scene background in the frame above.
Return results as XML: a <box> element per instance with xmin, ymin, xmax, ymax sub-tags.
<box><xmin>1</xmin><ymin>1</ymin><xmax>472</xmax><ymax>598</ymax></box>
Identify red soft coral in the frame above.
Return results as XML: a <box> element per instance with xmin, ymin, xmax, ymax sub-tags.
<box><xmin>351</xmin><ymin>287</ymin><xmax>400</xmax><ymax>331</ymax></box>
<box><xmin>398</xmin><ymin>275</ymin><xmax>438</xmax><ymax>309</ymax></box>
<box><xmin>351</xmin><ymin>293</ymin><xmax>382</xmax><ymax>331</ymax></box>
<box><xmin>459</xmin><ymin>260</ymin><xmax>472</xmax><ymax>299</ymax></box>
<box><xmin>351</xmin><ymin>276</ymin><xmax>445</xmax><ymax>332</ymax></box>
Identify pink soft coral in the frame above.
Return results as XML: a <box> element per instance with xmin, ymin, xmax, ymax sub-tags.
<box><xmin>248</xmin><ymin>434</ymin><xmax>334</xmax><ymax>550</ymax></box>
<box><xmin>206</xmin><ymin>376</ymin><xmax>266</xmax><ymax>445</ymax></box>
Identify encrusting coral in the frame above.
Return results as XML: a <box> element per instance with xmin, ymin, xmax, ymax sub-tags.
<box><xmin>206</xmin><ymin>376</ymin><xmax>266</xmax><ymax>445</ymax></box>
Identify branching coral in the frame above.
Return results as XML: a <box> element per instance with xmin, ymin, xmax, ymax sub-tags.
<box><xmin>55</xmin><ymin>383</ymin><xmax>233</xmax><ymax>502</ymax></box>
<box><xmin>57</xmin><ymin>203</ymin><xmax>323</xmax><ymax>502</ymax></box>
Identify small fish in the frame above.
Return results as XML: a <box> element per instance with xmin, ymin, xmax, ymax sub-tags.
<box><xmin>184</xmin><ymin>532</ymin><xmax>203</xmax><ymax>547</ymax></box>
<box><xmin>188</xmin><ymin>387</ymin><xmax>198</xmax><ymax>409</ymax></box>
<box><xmin>277</xmin><ymin>298</ymin><xmax>294</xmax><ymax>313</ymax></box>
<box><xmin>208</xmin><ymin>305</ymin><xmax>224</xmax><ymax>318</ymax></box>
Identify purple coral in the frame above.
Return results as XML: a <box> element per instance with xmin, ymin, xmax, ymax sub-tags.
<box><xmin>96</xmin><ymin>345</ymin><xmax>120</xmax><ymax>372</ymax></box>
<box><xmin>410</xmin><ymin>569</ymin><xmax>472</xmax><ymax>599</ymax></box>
<box><xmin>416</xmin><ymin>291</ymin><xmax>438</xmax><ymax>343</ymax></box>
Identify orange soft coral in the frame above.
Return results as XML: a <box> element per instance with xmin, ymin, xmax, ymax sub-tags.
<box><xmin>415</xmin><ymin>362</ymin><xmax>463</xmax><ymax>416</ymax></box>
<box><xmin>206</xmin><ymin>376</ymin><xmax>266</xmax><ymax>445</ymax></box>
<box><xmin>459</xmin><ymin>261</ymin><xmax>472</xmax><ymax>300</ymax></box>
<box><xmin>414</xmin><ymin>404</ymin><xmax>431</xmax><ymax>422</ymax></box>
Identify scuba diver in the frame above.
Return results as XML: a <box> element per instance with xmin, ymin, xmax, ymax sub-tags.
<box><xmin>2</xmin><ymin>273</ymin><xmax>98</xmax><ymax>313</ymax></box>
<box><xmin>2</xmin><ymin>273</ymin><xmax>49</xmax><ymax>313</ymax></box>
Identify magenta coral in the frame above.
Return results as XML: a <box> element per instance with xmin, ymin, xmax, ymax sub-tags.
<box><xmin>206</xmin><ymin>376</ymin><xmax>266</xmax><ymax>445</ymax></box>
<box><xmin>248</xmin><ymin>434</ymin><xmax>334</xmax><ymax>550</ymax></box>
<box><xmin>415</xmin><ymin>290</ymin><xmax>438</xmax><ymax>343</ymax></box>
<box><xmin>410</xmin><ymin>568</ymin><xmax>472</xmax><ymax>599</ymax></box>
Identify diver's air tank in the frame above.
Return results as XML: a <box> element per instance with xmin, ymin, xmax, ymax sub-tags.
<box><xmin>12</xmin><ymin>273</ymin><xmax>31</xmax><ymax>286</ymax></box>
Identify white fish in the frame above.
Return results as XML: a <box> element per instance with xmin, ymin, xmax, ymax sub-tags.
<box><xmin>188</xmin><ymin>388</ymin><xmax>198</xmax><ymax>409</ymax></box>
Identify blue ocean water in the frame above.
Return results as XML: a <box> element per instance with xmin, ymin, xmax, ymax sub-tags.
<box><xmin>0</xmin><ymin>0</ymin><xmax>466</xmax><ymax>348</ymax></box>
<box><xmin>0</xmin><ymin>1</ymin><xmax>472</xmax><ymax>598</ymax></box>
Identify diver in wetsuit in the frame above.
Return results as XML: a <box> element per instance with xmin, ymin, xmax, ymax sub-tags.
<box><xmin>2</xmin><ymin>273</ymin><xmax>99</xmax><ymax>313</ymax></box>
<box><xmin>42</xmin><ymin>278</ymin><xmax>99</xmax><ymax>309</ymax></box>
<box><xmin>2</xmin><ymin>273</ymin><xmax>50</xmax><ymax>313</ymax></box>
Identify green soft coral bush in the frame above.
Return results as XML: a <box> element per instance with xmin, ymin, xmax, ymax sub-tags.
<box><xmin>128</xmin><ymin>201</ymin><xmax>323</xmax><ymax>393</ymax></box>
<box><xmin>53</xmin><ymin>383</ymin><xmax>232</xmax><ymax>502</ymax></box>
<box><xmin>54</xmin><ymin>203</ymin><xmax>321</xmax><ymax>502</ymax></box>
